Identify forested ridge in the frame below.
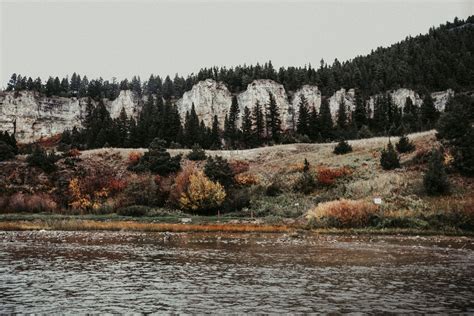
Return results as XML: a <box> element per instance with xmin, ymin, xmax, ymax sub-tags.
<box><xmin>4</xmin><ymin>16</ymin><xmax>473</xmax><ymax>100</ymax></box>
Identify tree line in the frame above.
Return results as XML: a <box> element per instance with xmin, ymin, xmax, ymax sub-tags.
<box><xmin>5</xmin><ymin>16</ymin><xmax>473</xmax><ymax>101</ymax></box>
<box><xmin>59</xmin><ymin>85</ymin><xmax>442</xmax><ymax>151</ymax></box>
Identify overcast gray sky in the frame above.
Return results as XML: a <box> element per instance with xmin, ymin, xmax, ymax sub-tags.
<box><xmin>1</xmin><ymin>0</ymin><xmax>472</xmax><ymax>87</ymax></box>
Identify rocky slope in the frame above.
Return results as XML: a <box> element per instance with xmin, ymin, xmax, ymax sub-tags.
<box><xmin>0</xmin><ymin>80</ymin><xmax>454</xmax><ymax>143</ymax></box>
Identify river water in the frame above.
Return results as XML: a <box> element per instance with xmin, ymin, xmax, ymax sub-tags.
<box><xmin>0</xmin><ymin>231</ymin><xmax>473</xmax><ymax>313</ymax></box>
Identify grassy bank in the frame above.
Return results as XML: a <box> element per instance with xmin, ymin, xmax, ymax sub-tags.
<box><xmin>0</xmin><ymin>214</ymin><xmax>472</xmax><ymax>236</ymax></box>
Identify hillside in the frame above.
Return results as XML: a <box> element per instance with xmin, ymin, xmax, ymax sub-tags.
<box><xmin>1</xmin><ymin>131</ymin><xmax>473</xmax><ymax>232</ymax></box>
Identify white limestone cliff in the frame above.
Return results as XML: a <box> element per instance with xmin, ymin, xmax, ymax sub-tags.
<box><xmin>175</xmin><ymin>79</ymin><xmax>232</xmax><ymax>128</ymax></box>
<box><xmin>237</xmin><ymin>79</ymin><xmax>293</xmax><ymax>129</ymax></box>
<box><xmin>0</xmin><ymin>90</ymin><xmax>138</xmax><ymax>142</ymax></box>
<box><xmin>291</xmin><ymin>85</ymin><xmax>321</xmax><ymax>123</ymax></box>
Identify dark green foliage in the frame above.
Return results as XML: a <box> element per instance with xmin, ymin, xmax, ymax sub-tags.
<box><xmin>252</xmin><ymin>101</ymin><xmax>265</xmax><ymax>145</ymax></box>
<box><xmin>296</xmin><ymin>95</ymin><xmax>310</xmax><ymax>137</ymax></box>
<box><xmin>222</xmin><ymin>188</ymin><xmax>251</xmax><ymax>212</ymax></box>
<box><xmin>336</xmin><ymin>97</ymin><xmax>348</xmax><ymax>130</ymax></box>
<box><xmin>358</xmin><ymin>125</ymin><xmax>373</xmax><ymax>139</ymax></box>
<box><xmin>131</xmin><ymin>138</ymin><xmax>181</xmax><ymax>175</ymax></box>
<box><xmin>380</xmin><ymin>142</ymin><xmax>400</xmax><ymax>170</ymax></box>
<box><xmin>436</xmin><ymin>95</ymin><xmax>474</xmax><ymax>176</ymax></box>
<box><xmin>224</xmin><ymin>96</ymin><xmax>240</xmax><ymax>146</ymax></box>
<box><xmin>186</xmin><ymin>144</ymin><xmax>207</xmax><ymax>161</ymax></box>
<box><xmin>241</xmin><ymin>106</ymin><xmax>253</xmax><ymax>148</ymax></box>
<box><xmin>319</xmin><ymin>98</ymin><xmax>333</xmax><ymax>141</ymax></box>
<box><xmin>210</xmin><ymin>115</ymin><xmax>221</xmax><ymax>149</ymax></box>
<box><xmin>266</xmin><ymin>181</ymin><xmax>283</xmax><ymax>197</ymax></box>
<box><xmin>266</xmin><ymin>92</ymin><xmax>282</xmax><ymax>142</ymax></box>
<box><xmin>0</xmin><ymin>141</ymin><xmax>15</xmax><ymax>161</ymax></box>
<box><xmin>183</xmin><ymin>104</ymin><xmax>201</xmax><ymax>147</ymax></box>
<box><xmin>420</xmin><ymin>94</ymin><xmax>439</xmax><ymax>130</ymax></box>
<box><xmin>424</xmin><ymin>149</ymin><xmax>450</xmax><ymax>195</ymax></box>
<box><xmin>204</xmin><ymin>156</ymin><xmax>234</xmax><ymax>188</ymax></box>
<box><xmin>0</xmin><ymin>131</ymin><xmax>18</xmax><ymax>155</ymax></box>
<box><xmin>396</xmin><ymin>135</ymin><xmax>415</xmax><ymax>153</ymax></box>
<box><xmin>294</xmin><ymin>159</ymin><xmax>316</xmax><ymax>194</ymax></box>
<box><xmin>333</xmin><ymin>140</ymin><xmax>353</xmax><ymax>155</ymax></box>
<box><xmin>26</xmin><ymin>146</ymin><xmax>59</xmax><ymax>173</ymax></box>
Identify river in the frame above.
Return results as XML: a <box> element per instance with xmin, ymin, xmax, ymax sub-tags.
<box><xmin>1</xmin><ymin>231</ymin><xmax>473</xmax><ymax>313</ymax></box>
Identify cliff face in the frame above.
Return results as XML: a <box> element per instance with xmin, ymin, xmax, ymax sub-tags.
<box><xmin>237</xmin><ymin>80</ymin><xmax>294</xmax><ymax>128</ymax></box>
<box><xmin>0</xmin><ymin>90</ymin><xmax>138</xmax><ymax>142</ymax></box>
<box><xmin>0</xmin><ymin>80</ymin><xmax>455</xmax><ymax>143</ymax></box>
<box><xmin>176</xmin><ymin>79</ymin><xmax>232</xmax><ymax>128</ymax></box>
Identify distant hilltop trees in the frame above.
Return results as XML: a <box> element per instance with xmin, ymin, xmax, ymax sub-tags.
<box><xmin>4</xmin><ymin>16</ymin><xmax>473</xmax><ymax>100</ymax></box>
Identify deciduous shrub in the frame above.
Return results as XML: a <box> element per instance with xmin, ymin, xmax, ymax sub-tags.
<box><xmin>186</xmin><ymin>144</ymin><xmax>207</xmax><ymax>161</ymax></box>
<box><xmin>222</xmin><ymin>188</ymin><xmax>251</xmax><ymax>212</ymax></box>
<box><xmin>396</xmin><ymin>135</ymin><xmax>415</xmax><ymax>153</ymax></box>
<box><xmin>169</xmin><ymin>163</ymin><xmax>197</xmax><ymax>207</ymax></box>
<box><xmin>306</xmin><ymin>199</ymin><xmax>378</xmax><ymax>228</ymax></box>
<box><xmin>128</xmin><ymin>151</ymin><xmax>142</xmax><ymax>167</ymax></box>
<box><xmin>0</xmin><ymin>141</ymin><xmax>15</xmax><ymax>162</ymax></box>
<box><xmin>424</xmin><ymin>149</ymin><xmax>450</xmax><ymax>196</ymax></box>
<box><xmin>235</xmin><ymin>173</ymin><xmax>260</xmax><ymax>186</ymax></box>
<box><xmin>122</xmin><ymin>175</ymin><xmax>161</xmax><ymax>207</ymax></box>
<box><xmin>333</xmin><ymin>140</ymin><xmax>353</xmax><ymax>155</ymax></box>
<box><xmin>204</xmin><ymin>156</ymin><xmax>234</xmax><ymax>188</ymax></box>
<box><xmin>316</xmin><ymin>166</ymin><xmax>352</xmax><ymax>186</ymax></box>
<box><xmin>7</xmin><ymin>192</ymin><xmax>57</xmax><ymax>213</ymax></box>
<box><xmin>179</xmin><ymin>170</ymin><xmax>226</xmax><ymax>213</ymax></box>
<box><xmin>229</xmin><ymin>160</ymin><xmax>250</xmax><ymax>175</ymax></box>
<box><xmin>380</xmin><ymin>142</ymin><xmax>400</xmax><ymax>170</ymax></box>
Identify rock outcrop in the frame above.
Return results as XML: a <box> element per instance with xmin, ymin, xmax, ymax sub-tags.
<box><xmin>176</xmin><ymin>79</ymin><xmax>232</xmax><ymax>128</ymax></box>
<box><xmin>0</xmin><ymin>90</ymin><xmax>138</xmax><ymax>142</ymax></box>
<box><xmin>237</xmin><ymin>80</ymin><xmax>293</xmax><ymax>129</ymax></box>
<box><xmin>0</xmin><ymin>78</ymin><xmax>456</xmax><ymax>143</ymax></box>
<box><xmin>328</xmin><ymin>88</ymin><xmax>356</xmax><ymax>118</ymax></box>
<box><xmin>432</xmin><ymin>89</ymin><xmax>454</xmax><ymax>111</ymax></box>
<box><xmin>291</xmin><ymin>85</ymin><xmax>321</xmax><ymax>122</ymax></box>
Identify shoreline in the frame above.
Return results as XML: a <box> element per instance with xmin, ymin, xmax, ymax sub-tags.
<box><xmin>0</xmin><ymin>214</ymin><xmax>472</xmax><ymax>236</ymax></box>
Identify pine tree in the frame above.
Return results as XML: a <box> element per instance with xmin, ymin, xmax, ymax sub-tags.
<box><xmin>396</xmin><ymin>135</ymin><xmax>415</xmax><ymax>153</ymax></box>
<box><xmin>336</xmin><ymin>96</ymin><xmax>348</xmax><ymax>130</ymax></box>
<box><xmin>308</xmin><ymin>106</ymin><xmax>319</xmax><ymax>141</ymax></box>
<box><xmin>319</xmin><ymin>98</ymin><xmax>333</xmax><ymax>141</ymax></box>
<box><xmin>241</xmin><ymin>106</ymin><xmax>253</xmax><ymax>148</ymax></box>
<box><xmin>252</xmin><ymin>101</ymin><xmax>265</xmax><ymax>145</ymax></box>
<box><xmin>265</xmin><ymin>92</ymin><xmax>282</xmax><ymax>143</ymax></box>
<box><xmin>162</xmin><ymin>75</ymin><xmax>174</xmax><ymax>100</ymax></box>
<box><xmin>424</xmin><ymin>149</ymin><xmax>450</xmax><ymax>195</ymax></box>
<box><xmin>420</xmin><ymin>94</ymin><xmax>439</xmax><ymax>130</ymax></box>
<box><xmin>296</xmin><ymin>95</ymin><xmax>310</xmax><ymax>137</ymax></box>
<box><xmin>184</xmin><ymin>104</ymin><xmax>200</xmax><ymax>147</ymax></box>
<box><xmin>225</xmin><ymin>96</ymin><xmax>240</xmax><ymax>147</ymax></box>
<box><xmin>353</xmin><ymin>91</ymin><xmax>368</xmax><ymax>128</ymax></box>
<box><xmin>380</xmin><ymin>141</ymin><xmax>400</xmax><ymax>170</ymax></box>
<box><xmin>210</xmin><ymin>115</ymin><xmax>221</xmax><ymax>149</ymax></box>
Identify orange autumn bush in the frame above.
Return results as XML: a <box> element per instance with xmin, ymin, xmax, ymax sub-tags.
<box><xmin>306</xmin><ymin>199</ymin><xmax>378</xmax><ymax>228</ymax></box>
<box><xmin>128</xmin><ymin>151</ymin><xmax>142</xmax><ymax>167</ymax></box>
<box><xmin>235</xmin><ymin>172</ymin><xmax>260</xmax><ymax>186</ymax></box>
<box><xmin>169</xmin><ymin>163</ymin><xmax>198</xmax><ymax>207</ymax></box>
<box><xmin>229</xmin><ymin>160</ymin><xmax>249</xmax><ymax>175</ymax></box>
<box><xmin>317</xmin><ymin>166</ymin><xmax>352</xmax><ymax>186</ymax></box>
<box><xmin>179</xmin><ymin>170</ymin><xmax>226</xmax><ymax>213</ymax></box>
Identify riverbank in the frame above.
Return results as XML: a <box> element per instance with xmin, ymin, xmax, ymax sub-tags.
<box><xmin>1</xmin><ymin>214</ymin><xmax>473</xmax><ymax>236</ymax></box>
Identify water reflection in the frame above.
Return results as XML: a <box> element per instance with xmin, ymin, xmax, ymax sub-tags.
<box><xmin>1</xmin><ymin>231</ymin><xmax>473</xmax><ymax>313</ymax></box>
